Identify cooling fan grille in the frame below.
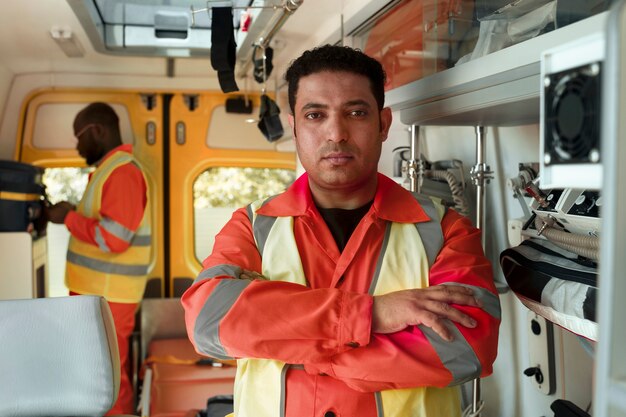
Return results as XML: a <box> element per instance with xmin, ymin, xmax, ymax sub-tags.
<box><xmin>544</xmin><ymin>62</ymin><xmax>602</xmax><ymax>164</ymax></box>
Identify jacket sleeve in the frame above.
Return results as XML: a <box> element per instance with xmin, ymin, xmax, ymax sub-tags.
<box><xmin>302</xmin><ymin>209</ymin><xmax>501</xmax><ymax>392</ymax></box>
<box><xmin>182</xmin><ymin>207</ymin><xmax>373</xmax><ymax>363</ymax></box>
<box><xmin>65</xmin><ymin>163</ymin><xmax>147</xmax><ymax>253</ymax></box>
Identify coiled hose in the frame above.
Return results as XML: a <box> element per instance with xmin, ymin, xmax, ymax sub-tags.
<box><xmin>534</xmin><ymin>216</ymin><xmax>600</xmax><ymax>261</ymax></box>
<box><xmin>427</xmin><ymin>169</ymin><xmax>470</xmax><ymax>217</ymax></box>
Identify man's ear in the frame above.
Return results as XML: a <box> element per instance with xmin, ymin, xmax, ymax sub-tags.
<box><xmin>379</xmin><ymin>107</ymin><xmax>392</xmax><ymax>142</ymax></box>
<box><xmin>91</xmin><ymin>123</ymin><xmax>105</xmax><ymax>140</ymax></box>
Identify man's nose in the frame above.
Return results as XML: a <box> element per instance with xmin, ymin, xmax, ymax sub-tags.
<box><xmin>326</xmin><ymin>115</ymin><xmax>348</xmax><ymax>143</ymax></box>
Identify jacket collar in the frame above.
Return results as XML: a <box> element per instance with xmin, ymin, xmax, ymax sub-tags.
<box><xmin>257</xmin><ymin>173</ymin><xmax>431</xmax><ymax>224</ymax></box>
<box><xmin>95</xmin><ymin>144</ymin><xmax>133</xmax><ymax>167</ymax></box>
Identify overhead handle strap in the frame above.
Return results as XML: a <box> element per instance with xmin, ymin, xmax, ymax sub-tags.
<box><xmin>253</xmin><ymin>45</ymin><xmax>274</xmax><ymax>85</ymax></box>
<box><xmin>210</xmin><ymin>7</ymin><xmax>239</xmax><ymax>93</ymax></box>
<box><xmin>258</xmin><ymin>94</ymin><xmax>283</xmax><ymax>142</ymax></box>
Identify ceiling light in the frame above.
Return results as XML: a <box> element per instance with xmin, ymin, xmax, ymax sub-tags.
<box><xmin>50</xmin><ymin>26</ymin><xmax>85</xmax><ymax>58</ymax></box>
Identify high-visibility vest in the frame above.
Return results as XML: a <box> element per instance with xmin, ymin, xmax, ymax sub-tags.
<box><xmin>233</xmin><ymin>194</ymin><xmax>462</xmax><ymax>417</ymax></box>
<box><xmin>65</xmin><ymin>151</ymin><xmax>152</xmax><ymax>303</ymax></box>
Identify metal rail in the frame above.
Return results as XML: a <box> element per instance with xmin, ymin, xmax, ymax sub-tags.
<box><xmin>190</xmin><ymin>1</ymin><xmax>304</xmax><ymax>79</ymax></box>
<box><xmin>468</xmin><ymin>125</ymin><xmax>493</xmax><ymax>417</ymax></box>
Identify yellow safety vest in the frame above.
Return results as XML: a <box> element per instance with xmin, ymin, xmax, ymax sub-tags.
<box><xmin>65</xmin><ymin>151</ymin><xmax>152</xmax><ymax>303</ymax></box>
<box><xmin>233</xmin><ymin>195</ymin><xmax>461</xmax><ymax>417</ymax></box>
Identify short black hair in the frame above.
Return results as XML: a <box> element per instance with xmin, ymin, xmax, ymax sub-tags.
<box><xmin>76</xmin><ymin>102</ymin><xmax>120</xmax><ymax>129</ymax></box>
<box><xmin>284</xmin><ymin>45</ymin><xmax>386</xmax><ymax>114</ymax></box>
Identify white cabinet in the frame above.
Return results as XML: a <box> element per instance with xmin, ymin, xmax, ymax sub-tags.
<box><xmin>386</xmin><ymin>12</ymin><xmax>608</xmax><ymax>126</ymax></box>
<box><xmin>0</xmin><ymin>232</ymin><xmax>48</xmax><ymax>300</ymax></box>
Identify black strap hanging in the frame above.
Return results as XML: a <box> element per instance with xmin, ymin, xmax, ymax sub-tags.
<box><xmin>258</xmin><ymin>94</ymin><xmax>283</xmax><ymax>142</ymax></box>
<box><xmin>253</xmin><ymin>46</ymin><xmax>274</xmax><ymax>84</ymax></box>
<box><xmin>254</xmin><ymin>44</ymin><xmax>283</xmax><ymax>142</ymax></box>
<box><xmin>210</xmin><ymin>7</ymin><xmax>239</xmax><ymax>93</ymax></box>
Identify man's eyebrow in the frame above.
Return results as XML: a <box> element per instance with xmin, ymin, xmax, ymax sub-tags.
<box><xmin>300</xmin><ymin>102</ymin><xmax>328</xmax><ymax>111</ymax></box>
<box><xmin>300</xmin><ymin>99</ymin><xmax>372</xmax><ymax>112</ymax></box>
<box><xmin>345</xmin><ymin>99</ymin><xmax>372</xmax><ymax>108</ymax></box>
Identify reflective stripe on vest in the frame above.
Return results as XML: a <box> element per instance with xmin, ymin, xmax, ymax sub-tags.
<box><xmin>66</xmin><ymin>152</ymin><xmax>152</xmax><ymax>303</ymax></box>
<box><xmin>229</xmin><ymin>194</ymin><xmax>467</xmax><ymax>417</ymax></box>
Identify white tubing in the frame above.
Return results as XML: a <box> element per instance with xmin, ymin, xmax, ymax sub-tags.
<box><xmin>428</xmin><ymin>169</ymin><xmax>470</xmax><ymax>217</ymax></box>
<box><xmin>535</xmin><ymin>216</ymin><xmax>600</xmax><ymax>260</ymax></box>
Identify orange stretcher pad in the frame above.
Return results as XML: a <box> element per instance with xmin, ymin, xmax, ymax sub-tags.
<box><xmin>144</xmin><ymin>338</ymin><xmax>236</xmax><ymax>417</ymax></box>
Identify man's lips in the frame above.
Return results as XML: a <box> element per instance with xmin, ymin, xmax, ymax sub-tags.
<box><xmin>322</xmin><ymin>152</ymin><xmax>353</xmax><ymax>164</ymax></box>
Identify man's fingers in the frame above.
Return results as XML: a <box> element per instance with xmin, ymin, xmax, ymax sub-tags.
<box><xmin>428</xmin><ymin>285</ymin><xmax>482</xmax><ymax>308</ymax></box>
<box><xmin>420</xmin><ymin>300</ymin><xmax>477</xmax><ymax>329</ymax></box>
<box><xmin>372</xmin><ymin>286</ymin><xmax>485</xmax><ymax>335</ymax></box>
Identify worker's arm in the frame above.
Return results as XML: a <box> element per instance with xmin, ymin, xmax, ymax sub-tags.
<box><xmin>303</xmin><ymin>210</ymin><xmax>501</xmax><ymax>391</ymax></box>
<box><xmin>182</xmin><ymin>207</ymin><xmax>374</xmax><ymax>362</ymax></box>
<box><xmin>64</xmin><ymin>163</ymin><xmax>147</xmax><ymax>253</ymax></box>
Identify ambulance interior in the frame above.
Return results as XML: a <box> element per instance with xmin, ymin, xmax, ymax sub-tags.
<box><xmin>0</xmin><ymin>0</ymin><xmax>625</xmax><ymax>416</ymax></box>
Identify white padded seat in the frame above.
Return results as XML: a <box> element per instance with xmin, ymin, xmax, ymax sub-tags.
<box><xmin>0</xmin><ymin>296</ymin><xmax>121</xmax><ymax>416</ymax></box>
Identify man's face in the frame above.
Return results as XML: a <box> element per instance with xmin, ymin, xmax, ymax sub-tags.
<box><xmin>288</xmin><ymin>70</ymin><xmax>392</xmax><ymax>195</ymax></box>
<box><xmin>74</xmin><ymin>121</ymin><xmax>104</xmax><ymax>166</ymax></box>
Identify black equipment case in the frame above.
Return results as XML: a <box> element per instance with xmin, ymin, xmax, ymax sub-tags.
<box><xmin>0</xmin><ymin>160</ymin><xmax>46</xmax><ymax>235</ymax></box>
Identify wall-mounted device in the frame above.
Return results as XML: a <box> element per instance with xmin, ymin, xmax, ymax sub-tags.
<box><xmin>506</xmin><ymin>163</ymin><xmax>601</xmax><ymax>243</ymax></box>
<box><xmin>530</xmin><ymin>188</ymin><xmax>601</xmax><ymax>237</ymax></box>
<box><xmin>540</xmin><ymin>31</ymin><xmax>605</xmax><ymax>190</ymax></box>
<box><xmin>525</xmin><ymin>312</ymin><xmax>556</xmax><ymax>395</ymax></box>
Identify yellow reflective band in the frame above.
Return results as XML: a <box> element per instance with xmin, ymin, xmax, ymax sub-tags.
<box><xmin>0</xmin><ymin>191</ymin><xmax>40</xmax><ymax>201</ymax></box>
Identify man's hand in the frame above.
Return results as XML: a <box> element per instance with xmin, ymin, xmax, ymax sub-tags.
<box><xmin>45</xmin><ymin>202</ymin><xmax>76</xmax><ymax>224</ymax></box>
<box><xmin>372</xmin><ymin>285</ymin><xmax>483</xmax><ymax>341</ymax></box>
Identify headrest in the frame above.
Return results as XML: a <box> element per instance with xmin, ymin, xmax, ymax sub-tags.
<box><xmin>140</xmin><ymin>297</ymin><xmax>187</xmax><ymax>361</ymax></box>
<box><xmin>0</xmin><ymin>296</ymin><xmax>120</xmax><ymax>416</ymax></box>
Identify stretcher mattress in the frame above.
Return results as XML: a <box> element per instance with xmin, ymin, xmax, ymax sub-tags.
<box><xmin>500</xmin><ymin>237</ymin><xmax>598</xmax><ymax>340</ymax></box>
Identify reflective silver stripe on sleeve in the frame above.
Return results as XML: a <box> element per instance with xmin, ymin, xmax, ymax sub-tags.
<box><xmin>368</xmin><ymin>222</ymin><xmax>392</xmax><ymax>295</ymax></box>
<box><xmin>247</xmin><ymin>195</ymin><xmax>279</xmax><ymax>256</ymax></box>
<box><xmin>94</xmin><ymin>226</ymin><xmax>112</xmax><ymax>252</ymax></box>
<box><xmin>66</xmin><ymin>251</ymin><xmax>149</xmax><ymax>276</ymax></box>
<box><xmin>412</xmin><ymin>195</ymin><xmax>444</xmax><ymax>267</ymax></box>
<box><xmin>194</xmin><ymin>264</ymin><xmax>242</xmax><ymax>284</ymax></box>
<box><xmin>246</xmin><ymin>204</ymin><xmax>254</xmax><ymax>223</ymax></box>
<box><xmin>193</xmin><ymin>278</ymin><xmax>251</xmax><ymax>360</ymax></box>
<box><xmin>419</xmin><ymin>321</ymin><xmax>482</xmax><ymax>386</ymax></box>
<box><xmin>441</xmin><ymin>283</ymin><xmax>501</xmax><ymax>319</ymax></box>
<box><xmin>130</xmin><ymin>234</ymin><xmax>152</xmax><ymax>246</ymax></box>
<box><xmin>375</xmin><ymin>392</ymin><xmax>384</xmax><ymax>417</ymax></box>
<box><xmin>253</xmin><ymin>214</ymin><xmax>278</xmax><ymax>257</ymax></box>
<box><xmin>101</xmin><ymin>217</ymin><xmax>134</xmax><ymax>243</ymax></box>
<box><xmin>97</xmin><ymin>218</ymin><xmax>151</xmax><ymax>248</ymax></box>
<box><xmin>132</xmin><ymin>222</ymin><xmax>152</xmax><ymax>246</ymax></box>
<box><xmin>279</xmin><ymin>364</ymin><xmax>290</xmax><ymax>417</ymax></box>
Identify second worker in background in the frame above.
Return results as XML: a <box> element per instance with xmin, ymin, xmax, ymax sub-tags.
<box><xmin>47</xmin><ymin>102</ymin><xmax>152</xmax><ymax>415</ymax></box>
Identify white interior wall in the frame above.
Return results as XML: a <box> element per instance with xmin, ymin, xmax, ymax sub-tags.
<box><xmin>379</xmin><ymin>110</ymin><xmax>411</xmax><ymax>180</ymax></box>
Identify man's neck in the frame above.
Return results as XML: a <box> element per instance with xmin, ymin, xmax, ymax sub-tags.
<box><xmin>309</xmin><ymin>176</ymin><xmax>378</xmax><ymax>210</ymax></box>
<box><xmin>94</xmin><ymin>143</ymin><xmax>124</xmax><ymax>167</ymax></box>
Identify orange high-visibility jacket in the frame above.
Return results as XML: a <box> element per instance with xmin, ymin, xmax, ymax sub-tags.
<box><xmin>182</xmin><ymin>173</ymin><xmax>500</xmax><ymax>417</ymax></box>
<box><xmin>65</xmin><ymin>144</ymin><xmax>151</xmax><ymax>303</ymax></box>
